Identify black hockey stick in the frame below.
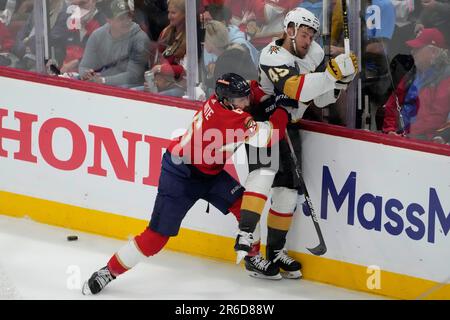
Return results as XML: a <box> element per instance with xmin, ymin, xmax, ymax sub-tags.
<box><xmin>284</xmin><ymin>128</ymin><xmax>327</xmax><ymax>256</ymax></box>
<box><xmin>341</xmin><ymin>0</ymin><xmax>350</xmax><ymax>54</ymax></box>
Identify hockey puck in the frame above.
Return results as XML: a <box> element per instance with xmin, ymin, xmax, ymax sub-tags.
<box><xmin>67</xmin><ymin>235</ymin><xmax>78</xmax><ymax>241</ymax></box>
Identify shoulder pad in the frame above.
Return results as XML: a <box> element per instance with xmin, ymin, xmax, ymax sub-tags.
<box><xmin>259</xmin><ymin>42</ymin><xmax>296</xmax><ymax>67</ymax></box>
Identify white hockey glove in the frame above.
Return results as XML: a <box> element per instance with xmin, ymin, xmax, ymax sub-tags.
<box><xmin>340</xmin><ymin>53</ymin><xmax>358</xmax><ymax>83</ymax></box>
<box><xmin>340</xmin><ymin>73</ymin><xmax>356</xmax><ymax>83</ymax></box>
<box><xmin>325</xmin><ymin>52</ymin><xmax>358</xmax><ymax>81</ymax></box>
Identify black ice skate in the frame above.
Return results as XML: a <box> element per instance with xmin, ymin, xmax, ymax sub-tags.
<box><xmin>234</xmin><ymin>230</ymin><xmax>254</xmax><ymax>264</ymax></box>
<box><xmin>268</xmin><ymin>248</ymin><xmax>302</xmax><ymax>279</ymax></box>
<box><xmin>244</xmin><ymin>254</ymin><xmax>282</xmax><ymax>280</ymax></box>
<box><xmin>82</xmin><ymin>266</ymin><xmax>116</xmax><ymax>295</ymax></box>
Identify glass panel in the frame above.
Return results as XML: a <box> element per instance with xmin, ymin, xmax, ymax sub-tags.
<box><xmin>60</xmin><ymin>0</ymin><xmax>152</xmax><ymax>89</ymax></box>
<box><xmin>357</xmin><ymin>0</ymin><xmax>450</xmax><ymax>144</ymax></box>
<box><xmin>141</xmin><ymin>0</ymin><xmax>187</xmax><ymax>96</ymax></box>
<box><xmin>2</xmin><ymin>0</ymin><xmax>448</xmax><ymax>144</ymax></box>
<box><xmin>0</xmin><ymin>0</ymin><xmax>37</xmax><ymax>71</ymax></box>
<box><xmin>193</xmin><ymin>0</ymin><xmax>357</xmax><ymax>124</ymax></box>
<box><xmin>47</xmin><ymin>0</ymin><xmax>111</xmax><ymax>77</ymax></box>
<box><xmin>196</xmin><ymin>0</ymin><xmax>278</xmax><ymax>98</ymax></box>
<box><xmin>46</xmin><ymin>0</ymin><xmax>173</xmax><ymax>93</ymax></box>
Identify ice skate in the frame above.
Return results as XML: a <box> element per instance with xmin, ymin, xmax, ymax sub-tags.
<box><xmin>82</xmin><ymin>266</ymin><xmax>116</xmax><ymax>295</ymax></box>
<box><xmin>244</xmin><ymin>254</ymin><xmax>282</xmax><ymax>280</ymax></box>
<box><xmin>268</xmin><ymin>248</ymin><xmax>302</xmax><ymax>279</ymax></box>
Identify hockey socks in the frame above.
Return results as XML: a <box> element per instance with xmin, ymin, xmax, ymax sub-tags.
<box><xmin>107</xmin><ymin>227</ymin><xmax>169</xmax><ymax>276</ymax></box>
<box><xmin>238</xmin><ymin>191</ymin><xmax>267</xmax><ymax>232</ymax></box>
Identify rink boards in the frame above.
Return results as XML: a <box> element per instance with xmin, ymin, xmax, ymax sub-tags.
<box><xmin>1</xmin><ymin>67</ymin><xmax>449</xmax><ymax>300</ymax></box>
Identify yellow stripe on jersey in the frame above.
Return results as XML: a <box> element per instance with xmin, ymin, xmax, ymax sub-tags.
<box><xmin>283</xmin><ymin>75</ymin><xmax>305</xmax><ymax>100</ymax></box>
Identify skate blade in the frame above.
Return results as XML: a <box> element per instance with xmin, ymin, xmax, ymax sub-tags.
<box><xmin>281</xmin><ymin>270</ymin><xmax>302</xmax><ymax>279</ymax></box>
<box><xmin>235</xmin><ymin>251</ymin><xmax>248</xmax><ymax>264</ymax></box>
<box><xmin>246</xmin><ymin>270</ymin><xmax>282</xmax><ymax>280</ymax></box>
<box><xmin>81</xmin><ymin>281</ymin><xmax>92</xmax><ymax>295</ymax></box>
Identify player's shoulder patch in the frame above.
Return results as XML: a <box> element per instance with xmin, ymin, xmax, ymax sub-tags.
<box><xmin>267</xmin><ymin>45</ymin><xmax>281</xmax><ymax>55</ymax></box>
<box><xmin>260</xmin><ymin>42</ymin><xmax>295</xmax><ymax>67</ymax></box>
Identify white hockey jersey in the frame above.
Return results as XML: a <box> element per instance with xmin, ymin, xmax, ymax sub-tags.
<box><xmin>259</xmin><ymin>39</ymin><xmax>340</xmax><ymax>119</ymax></box>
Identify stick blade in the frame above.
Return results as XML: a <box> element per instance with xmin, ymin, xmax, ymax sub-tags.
<box><xmin>307</xmin><ymin>244</ymin><xmax>327</xmax><ymax>256</ymax></box>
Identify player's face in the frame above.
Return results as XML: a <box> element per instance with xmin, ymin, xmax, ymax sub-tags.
<box><xmin>294</xmin><ymin>26</ymin><xmax>315</xmax><ymax>58</ymax></box>
<box><xmin>231</xmin><ymin>96</ymin><xmax>250</xmax><ymax>111</ymax></box>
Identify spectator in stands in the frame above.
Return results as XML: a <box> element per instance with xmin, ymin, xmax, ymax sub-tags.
<box><xmin>362</xmin><ymin>0</ymin><xmax>396</xmax><ymax>103</ymax></box>
<box><xmin>200</xmin><ymin>3</ymin><xmax>259</xmax><ymax>91</ymax></box>
<box><xmin>0</xmin><ymin>19</ymin><xmax>13</xmax><ymax>53</ymax></box>
<box><xmin>388</xmin><ymin>0</ymin><xmax>417</xmax><ymax>89</ymax></box>
<box><xmin>0</xmin><ymin>0</ymin><xmax>32</xmax><ymax>67</ymax></box>
<box><xmin>206</xmin><ymin>0</ymin><xmax>298</xmax><ymax>51</ymax></box>
<box><xmin>60</xmin><ymin>0</ymin><xmax>107</xmax><ymax>73</ymax></box>
<box><xmin>205</xmin><ymin>3</ymin><xmax>259</xmax><ymax>65</ymax></box>
<box><xmin>11</xmin><ymin>0</ymin><xmax>69</xmax><ymax>69</ymax></box>
<box><xmin>415</xmin><ymin>0</ymin><xmax>450</xmax><ymax>46</ymax></box>
<box><xmin>3</xmin><ymin>0</ymin><xmax>32</xmax><ymax>31</ymax></box>
<box><xmin>382</xmin><ymin>28</ymin><xmax>450</xmax><ymax>141</ymax></box>
<box><xmin>203</xmin><ymin>20</ymin><xmax>258</xmax><ymax>95</ymax></box>
<box><xmin>148</xmin><ymin>63</ymin><xmax>186</xmax><ymax>96</ymax></box>
<box><xmin>78</xmin><ymin>0</ymin><xmax>150</xmax><ymax>87</ymax></box>
<box><xmin>94</xmin><ymin>0</ymin><xmax>110</xmax><ymax>12</ymax></box>
<box><xmin>146</xmin><ymin>0</ymin><xmax>186</xmax><ymax>96</ymax></box>
<box><xmin>133</xmin><ymin>0</ymin><xmax>168</xmax><ymax>42</ymax></box>
<box><xmin>0</xmin><ymin>0</ymin><xmax>16</xmax><ymax>26</ymax></box>
<box><xmin>390</xmin><ymin>1</ymin><xmax>416</xmax><ymax>56</ymax></box>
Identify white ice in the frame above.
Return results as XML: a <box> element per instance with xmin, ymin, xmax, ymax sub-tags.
<box><xmin>0</xmin><ymin>214</ymin><xmax>386</xmax><ymax>300</ymax></box>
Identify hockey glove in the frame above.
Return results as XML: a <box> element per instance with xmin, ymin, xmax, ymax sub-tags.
<box><xmin>326</xmin><ymin>53</ymin><xmax>358</xmax><ymax>81</ymax></box>
<box><xmin>340</xmin><ymin>53</ymin><xmax>359</xmax><ymax>83</ymax></box>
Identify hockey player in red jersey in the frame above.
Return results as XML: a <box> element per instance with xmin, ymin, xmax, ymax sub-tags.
<box><xmin>234</xmin><ymin>8</ymin><xmax>359</xmax><ymax>280</ymax></box>
<box><xmin>82</xmin><ymin>73</ymin><xmax>290</xmax><ymax>295</ymax></box>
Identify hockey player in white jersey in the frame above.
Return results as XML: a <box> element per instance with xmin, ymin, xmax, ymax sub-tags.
<box><xmin>234</xmin><ymin>7</ymin><xmax>358</xmax><ymax>280</ymax></box>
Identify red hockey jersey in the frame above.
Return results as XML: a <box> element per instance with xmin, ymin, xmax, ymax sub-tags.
<box><xmin>168</xmin><ymin>81</ymin><xmax>287</xmax><ymax>175</ymax></box>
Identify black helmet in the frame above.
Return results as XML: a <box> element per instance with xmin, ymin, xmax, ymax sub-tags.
<box><xmin>215</xmin><ymin>73</ymin><xmax>251</xmax><ymax>104</ymax></box>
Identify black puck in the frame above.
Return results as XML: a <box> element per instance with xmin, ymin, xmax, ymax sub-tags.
<box><xmin>67</xmin><ymin>235</ymin><xmax>78</xmax><ymax>241</ymax></box>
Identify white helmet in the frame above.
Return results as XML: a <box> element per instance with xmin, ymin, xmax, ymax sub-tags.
<box><xmin>283</xmin><ymin>8</ymin><xmax>320</xmax><ymax>37</ymax></box>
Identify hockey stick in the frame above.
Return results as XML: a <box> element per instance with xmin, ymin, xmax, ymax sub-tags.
<box><xmin>284</xmin><ymin>128</ymin><xmax>327</xmax><ymax>256</ymax></box>
<box><xmin>341</xmin><ymin>0</ymin><xmax>350</xmax><ymax>54</ymax></box>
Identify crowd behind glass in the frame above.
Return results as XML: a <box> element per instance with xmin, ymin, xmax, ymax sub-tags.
<box><xmin>0</xmin><ymin>0</ymin><xmax>449</xmax><ymax>144</ymax></box>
